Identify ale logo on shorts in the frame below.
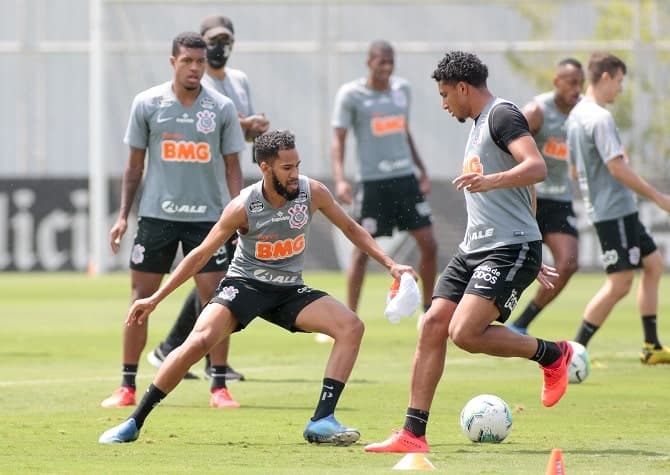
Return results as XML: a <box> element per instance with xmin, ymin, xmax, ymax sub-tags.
<box><xmin>628</xmin><ymin>246</ymin><xmax>640</xmax><ymax>266</ymax></box>
<box><xmin>131</xmin><ymin>244</ymin><xmax>145</xmax><ymax>264</ymax></box>
<box><xmin>196</xmin><ymin>110</ymin><xmax>216</xmax><ymax>134</ymax></box>
<box><xmin>288</xmin><ymin>204</ymin><xmax>309</xmax><ymax>229</ymax></box>
<box><xmin>217</xmin><ymin>286</ymin><xmax>239</xmax><ymax>301</ymax></box>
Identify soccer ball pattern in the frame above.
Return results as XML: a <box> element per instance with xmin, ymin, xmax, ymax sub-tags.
<box><xmin>459</xmin><ymin>394</ymin><xmax>512</xmax><ymax>443</ymax></box>
<box><xmin>568</xmin><ymin>340</ymin><xmax>591</xmax><ymax>384</ymax></box>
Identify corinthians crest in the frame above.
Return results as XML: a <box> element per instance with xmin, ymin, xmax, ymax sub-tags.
<box><xmin>196</xmin><ymin>110</ymin><xmax>216</xmax><ymax>134</ymax></box>
<box><xmin>288</xmin><ymin>203</ymin><xmax>308</xmax><ymax>229</ymax></box>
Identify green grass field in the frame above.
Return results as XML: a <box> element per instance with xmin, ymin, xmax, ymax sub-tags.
<box><xmin>1</xmin><ymin>272</ymin><xmax>669</xmax><ymax>474</ymax></box>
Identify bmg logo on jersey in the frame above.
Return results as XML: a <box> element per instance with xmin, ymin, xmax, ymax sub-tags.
<box><xmin>161</xmin><ymin>140</ymin><xmax>211</xmax><ymax>162</ymax></box>
<box><xmin>255</xmin><ymin>234</ymin><xmax>305</xmax><ymax>260</ymax></box>
<box><xmin>472</xmin><ymin>264</ymin><xmax>501</xmax><ymax>284</ymax></box>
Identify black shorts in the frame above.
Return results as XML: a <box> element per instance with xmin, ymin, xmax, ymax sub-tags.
<box><xmin>434</xmin><ymin>241</ymin><xmax>542</xmax><ymax>323</ymax></box>
<box><xmin>353</xmin><ymin>175</ymin><xmax>432</xmax><ymax>237</ymax></box>
<box><xmin>536</xmin><ymin>198</ymin><xmax>578</xmax><ymax>238</ymax></box>
<box><xmin>210</xmin><ymin>277</ymin><xmax>329</xmax><ymax>332</ymax></box>
<box><xmin>129</xmin><ymin>217</ymin><xmax>230</xmax><ymax>274</ymax></box>
<box><xmin>594</xmin><ymin>212</ymin><xmax>657</xmax><ymax>274</ymax></box>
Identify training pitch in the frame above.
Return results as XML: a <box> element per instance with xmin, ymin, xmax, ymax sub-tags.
<box><xmin>1</xmin><ymin>272</ymin><xmax>669</xmax><ymax>474</ymax></box>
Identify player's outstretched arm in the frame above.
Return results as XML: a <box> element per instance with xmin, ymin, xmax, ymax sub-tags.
<box><xmin>607</xmin><ymin>157</ymin><xmax>670</xmax><ymax>213</ymax></box>
<box><xmin>125</xmin><ymin>197</ymin><xmax>247</xmax><ymax>327</ymax></box>
<box><xmin>311</xmin><ymin>179</ymin><xmax>416</xmax><ymax>281</ymax></box>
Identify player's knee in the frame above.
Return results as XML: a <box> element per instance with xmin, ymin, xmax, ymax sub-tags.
<box><xmin>558</xmin><ymin>259</ymin><xmax>579</xmax><ymax>279</ymax></box>
<box><xmin>347</xmin><ymin>316</ymin><xmax>365</xmax><ymax>343</ymax></box>
<box><xmin>421</xmin><ymin>313</ymin><xmax>449</xmax><ymax>344</ymax></box>
<box><xmin>449</xmin><ymin>322</ymin><xmax>481</xmax><ymax>353</ymax></box>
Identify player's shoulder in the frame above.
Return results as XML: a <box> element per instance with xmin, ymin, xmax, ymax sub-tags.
<box><xmin>570</xmin><ymin>97</ymin><xmax>610</xmax><ymax>123</ymax></box>
<box><xmin>224</xmin><ymin>67</ymin><xmax>250</xmax><ymax>84</ymax></box>
<box><xmin>390</xmin><ymin>76</ymin><xmax>410</xmax><ymax>90</ymax></box>
<box><xmin>337</xmin><ymin>78</ymin><xmax>366</xmax><ymax>96</ymax></box>
<box><xmin>132</xmin><ymin>81</ymin><xmax>172</xmax><ymax>107</ymax></box>
<box><xmin>200</xmin><ymin>84</ymin><xmax>236</xmax><ymax>110</ymax></box>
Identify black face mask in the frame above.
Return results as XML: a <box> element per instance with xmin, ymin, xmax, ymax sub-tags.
<box><xmin>206</xmin><ymin>40</ymin><xmax>233</xmax><ymax>69</ymax></box>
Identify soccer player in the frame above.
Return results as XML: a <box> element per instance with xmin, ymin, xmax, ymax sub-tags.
<box><xmin>364</xmin><ymin>51</ymin><xmax>573</xmax><ymax>454</ymax></box>
<box><xmin>147</xmin><ymin>15</ymin><xmax>270</xmax><ymax>382</ymax></box>
<box><xmin>508</xmin><ymin>58</ymin><xmax>585</xmax><ymax>335</ymax></box>
<box><xmin>98</xmin><ymin>129</ymin><xmax>416</xmax><ymax>446</ymax></box>
<box><xmin>101</xmin><ymin>32</ymin><xmax>245</xmax><ymax>408</ymax></box>
<box><xmin>331</xmin><ymin>40</ymin><xmax>438</xmax><ymax>315</ymax></box>
<box><xmin>566</xmin><ymin>52</ymin><xmax>670</xmax><ymax>364</ymax></box>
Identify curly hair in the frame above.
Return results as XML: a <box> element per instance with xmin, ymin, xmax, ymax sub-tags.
<box><xmin>253</xmin><ymin>130</ymin><xmax>296</xmax><ymax>163</ymax></box>
<box><xmin>431</xmin><ymin>51</ymin><xmax>488</xmax><ymax>88</ymax></box>
<box><xmin>171</xmin><ymin>32</ymin><xmax>206</xmax><ymax>57</ymax></box>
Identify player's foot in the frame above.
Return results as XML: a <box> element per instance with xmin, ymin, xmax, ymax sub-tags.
<box><xmin>640</xmin><ymin>343</ymin><xmax>670</xmax><ymax>365</ymax></box>
<box><xmin>204</xmin><ymin>364</ymin><xmax>245</xmax><ymax>382</ymax></box>
<box><xmin>101</xmin><ymin>386</ymin><xmax>136</xmax><ymax>408</ymax></box>
<box><xmin>147</xmin><ymin>347</ymin><xmax>199</xmax><ymax>380</ymax></box>
<box><xmin>209</xmin><ymin>387</ymin><xmax>240</xmax><ymax>408</ymax></box>
<box><xmin>303</xmin><ymin>414</ymin><xmax>360</xmax><ymax>446</ymax></box>
<box><xmin>540</xmin><ymin>340</ymin><xmax>573</xmax><ymax>407</ymax></box>
<box><xmin>364</xmin><ymin>428</ymin><xmax>429</xmax><ymax>453</ymax></box>
<box><xmin>507</xmin><ymin>323</ymin><xmax>528</xmax><ymax>335</ymax></box>
<box><xmin>98</xmin><ymin>418</ymin><xmax>140</xmax><ymax>444</ymax></box>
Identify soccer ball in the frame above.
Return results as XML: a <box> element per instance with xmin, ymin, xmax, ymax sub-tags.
<box><xmin>568</xmin><ymin>341</ymin><xmax>590</xmax><ymax>384</ymax></box>
<box><xmin>459</xmin><ymin>394</ymin><xmax>513</xmax><ymax>443</ymax></box>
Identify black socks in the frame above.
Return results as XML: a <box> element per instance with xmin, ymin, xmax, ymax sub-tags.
<box><xmin>403</xmin><ymin>408</ymin><xmax>430</xmax><ymax>437</ymax></box>
<box><xmin>130</xmin><ymin>384</ymin><xmax>166</xmax><ymax>429</ymax></box>
<box><xmin>311</xmin><ymin>378</ymin><xmax>345</xmax><ymax>421</ymax></box>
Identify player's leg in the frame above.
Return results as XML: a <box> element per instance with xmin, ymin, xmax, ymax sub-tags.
<box><xmin>638</xmin><ymin>249</ymin><xmax>670</xmax><ymax>364</ymax></box>
<box><xmin>294</xmin><ymin>294</ymin><xmax>363</xmax><ymax>446</ymax></box>
<box><xmin>365</xmin><ymin>259</ymin><xmax>462</xmax><ymax>454</ymax></box>
<box><xmin>574</xmin><ymin>215</ymin><xmax>638</xmax><ymax>348</ymax></box>
<box><xmin>99</xmin><ymin>302</ymin><xmax>239</xmax><ymax>444</ymax></box>
<box><xmin>146</xmin><ymin>287</ymin><xmax>201</xmax><ymax>379</ymax></box>
<box><xmin>409</xmin><ymin>225</ymin><xmax>438</xmax><ymax>311</ymax></box>
<box><xmin>102</xmin><ymin>217</ymin><xmax>178</xmax><ymax>408</ymax></box>
<box><xmin>400</xmin><ymin>175</ymin><xmax>437</xmax><ymax>313</ymax></box>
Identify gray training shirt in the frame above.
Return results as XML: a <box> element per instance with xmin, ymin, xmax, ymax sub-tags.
<box><xmin>566</xmin><ymin>97</ymin><xmax>636</xmax><ymax>223</ymax></box>
<box><xmin>124</xmin><ymin>81</ymin><xmax>246</xmax><ymax>222</ymax></box>
<box><xmin>533</xmin><ymin>91</ymin><xmax>573</xmax><ymax>202</ymax></box>
<box><xmin>460</xmin><ymin>98</ymin><xmax>542</xmax><ymax>253</ymax></box>
<box><xmin>331</xmin><ymin>77</ymin><xmax>415</xmax><ymax>181</ymax></box>
<box><xmin>226</xmin><ymin>176</ymin><xmax>312</xmax><ymax>286</ymax></box>
<box><xmin>201</xmin><ymin>67</ymin><xmax>255</xmax><ymax>117</ymax></box>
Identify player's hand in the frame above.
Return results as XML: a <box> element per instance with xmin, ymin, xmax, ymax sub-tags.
<box><xmin>452</xmin><ymin>173</ymin><xmax>492</xmax><ymax>193</ymax></box>
<box><xmin>125</xmin><ymin>297</ymin><xmax>157</xmax><ymax>327</ymax></box>
<box><xmin>335</xmin><ymin>180</ymin><xmax>353</xmax><ymax>205</ymax></box>
<box><xmin>389</xmin><ymin>263</ymin><xmax>418</xmax><ymax>282</ymax></box>
<box><xmin>109</xmin><ymin>218</ymin><xmax>128</xmax><ymax>254</ymax></box>
<box><xmin>243</xmin><ymin>114</ymin><xmax>270</xmax><ymax>141</ymax></box>
<box><xmin>419</xmin><ymin>173</ymin><xmax>431</xmax><ymax>195</ymax></box>
<box><xmin>536</xmin><ymin>263</ymin><xmax>558</xmax><ymax>289</ymax></box>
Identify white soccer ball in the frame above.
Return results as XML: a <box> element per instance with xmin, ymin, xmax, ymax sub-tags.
<box><xmin>568</xmin><ymin>341</ymin><xmax>590</xmax><ymax>384</ymax></box>
<box><xmin>459</xmin><ymin>394</ymin><xmax>513</xmax><ymax>443</ymax></box>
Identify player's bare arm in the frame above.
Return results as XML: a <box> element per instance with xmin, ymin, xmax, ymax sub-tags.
<box><xmin>521</xmin><ymin>101</ymin><xmax>544</xmax><ymax>136</ymax></box>
<box><xmin>453</xmin><ymin>135</ymin><xmax>546</xmax><ymax>193</ymax></box>
<box><xmin>331</xmin><ymin>127</ymin><xmax>352</xmax><ymax>204</ymax></box>
<box><xmin>310</xmin><ymin>179</ymin><xmax>415</xmax><ymax>280</ymax></box>
<box><xmin>125</xmin><ymin>197</ymin><xmax>248</xmax><ymax>327</ymax></box>
<box><xmin>110</xmin><ymin>146</ymin><xmax>146</xmax><ymax>253</ymax></box>
<box><xmin>222</xmin><ymin>152</ymin><xmax>243</xmax><ymax>198</ymax></box>
<box><xmin>407</xmin><ymin>130</ymin><xmax>431</xmax><ymax>195</ymax></box>
<box><xmin>607</xmin><ymin>156</ymin><xmax>670</xmax><ymax>212</ymax></box>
